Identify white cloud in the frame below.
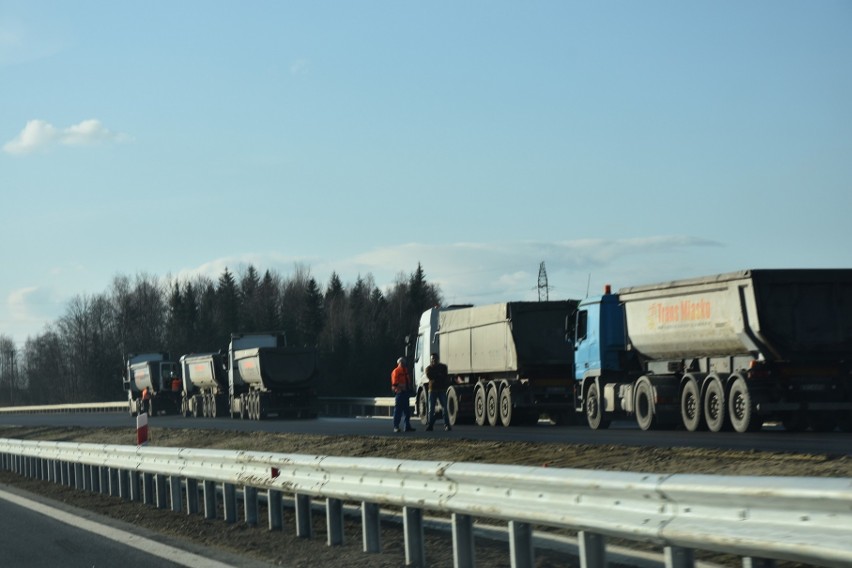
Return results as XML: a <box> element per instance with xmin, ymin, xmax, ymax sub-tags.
<box><xmin>3</xmin><ymin>286</ymin><xmax>63</xmax><ymax>342</ymax></box>
<box><xmin>174</xmin><ymin>236</ymin><xmax>725</xmax><ymax>306</ymax></box>
<box><xmin>3</xmin><ymin>119</ymin><xmax>131</xmax><ymax>155</ymax></box>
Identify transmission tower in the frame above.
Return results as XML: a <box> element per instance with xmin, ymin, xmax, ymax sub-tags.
<box><xmin>537</xmin><ymin>261</ymin><xmax>549</xmax><ymax>301</ymax></box>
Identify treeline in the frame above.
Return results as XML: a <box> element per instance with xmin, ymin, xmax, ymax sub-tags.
<box><xmin>0</xmin><ymin>263</ymin><xmax>441</xmax><ymax>406</ymax></box>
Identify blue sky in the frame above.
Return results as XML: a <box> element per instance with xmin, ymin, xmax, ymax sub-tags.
<box><xmin>2</xmin><ymin>1</ymin><xmax>851</xmax><ymax>346</ymax></box>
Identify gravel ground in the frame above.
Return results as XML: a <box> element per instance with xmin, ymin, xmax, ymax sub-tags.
<box><xmin>1</xmin><ymin>425</ymin><xmax>848</xmax><ymax>567</ymax></box>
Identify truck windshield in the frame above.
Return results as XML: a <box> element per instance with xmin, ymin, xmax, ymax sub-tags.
<box><xmin>576</xmin><ymin>310</ymin><xmax>588</xmax><ymax>342</ymax></box>
<box><xmin>414</xmin><ymin>334</ymin><xmax>423</xmax><ymax>363</ymax></box>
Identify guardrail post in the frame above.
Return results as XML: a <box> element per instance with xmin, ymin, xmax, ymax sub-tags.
<box><xmin>75</xmin><ymin>463</ymin><xmax>84</xmax><ymax>490</ymax></box>
<box><xmin>143</xmin><ymin>472</ymin><xmax>154</xmax><ymax>505</ymax></box>
<box><xmin>244</xmin><ymin>486</ymin><xmax>258</xmax><ymax>526</ymax></box>
<box><xmin>116</xmin><ymin>468</ymin><xmax>127</xmax><ymax>499</ymax></box>
<box><xmin>452</xmin><ymin>513</ymin><xmax>475</xmax><ymax>568</ymax></box>
<box><xmin>362</xmin><ymin>502</ymin><xmax>381</xmax><ymax>553</ymax></box>
<box><xmin>665</xmin><ymin>546</ymin><xmax>695</xmax><ymax>568</ymax></box>
<box><xmin>326</xmin><ymin>498</ymin><xmax>343</xmax><ymax>546</ymax></box>
<box><xmin>203</xmin><ymin>480</ymin><xmax>217</xmax><ymax>519</ymax></box>
<box><xmin>99</xmin><ymin>466</ymin><xmax>109</xmax><ymax>495</ymax></box>
<box><xmin>743</xmin><ymin>558</ymin><xmax>776</xmax><ymax>568</ymax></box>
<box><xmin>155</xmin><ymin>474</ymin><xmax>167</xmax><ymax>509</ymax></box>
<box><xmin>90</xmin><ymin>465</ymin><xmax>100</xmax><ymax>493</ymax></box>
<box><xmin>579</xmin><ymin>531</ymin><xmax>606</xmax><ymax>568</ymax></box>
<box><xmin>169</xmin><ymin>476</ymin><xmax>182</xmax><ymax>512</ymax></box>
<box><xmin>186</xmin><ymin>478</ymin><xmax>199</xmax><ymax>515</ymax></box>
<box><xmin>509</xmin><ymin>521</ymin><xmax>534</xmax><ymax>568</ymax></box>
<box><xmin>296</xmin><ymin>494</ymin><xmax>312</xmax><ymax>538</ymax></box>
<box><xmin>268</xmin><ymin>489</ymin><xmax>283</xmax><ymax>531</ymax></box>
<box><xmin>129</xmin><ymin>470</ymin><xmax>141</xmax><ymax>502</ymax></box>
<box><xmin>109</xmin><ymin>468</ymin><xmax>120</xmax><ymax>498</ymax></box>
<box><xmin>223</xmin><ymin>483</ymin><xmax>237</xmax><ymax>523</ymax></box>
<box><xmin>403</xmin><ymin>506</ymin><xmax>425</xmax><ymax>567</ymax></box>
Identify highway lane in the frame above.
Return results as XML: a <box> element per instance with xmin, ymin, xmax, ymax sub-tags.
<box><xmin>0</xmin><ymin>484</ymin><xmax>270</xmax><ymax>568</ymax></box>
<box><xmin>0</xmin><ymin>412</ymin><xmax>849</xmax><ymax>455</ymax></box>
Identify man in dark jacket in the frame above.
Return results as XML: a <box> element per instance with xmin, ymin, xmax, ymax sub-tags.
<box><xmin>426</xmin><ymin>353</ymin><xmax>452</xmax><ymax>431</ymax></box>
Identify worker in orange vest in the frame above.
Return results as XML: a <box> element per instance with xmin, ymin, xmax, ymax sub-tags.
<box><xmin>391</xmin><ymin>357</ymin><xmax>415</xmax><ymax>433</ymax></box>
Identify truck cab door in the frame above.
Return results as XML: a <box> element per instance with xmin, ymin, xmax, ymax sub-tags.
<box><xmin>574</xmin><ymin>302</ymin><xmax>602</xmax><ymax>380</ymax></box>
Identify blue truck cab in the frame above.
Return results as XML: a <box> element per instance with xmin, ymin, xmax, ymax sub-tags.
<box><xmin>574</xmin><ymin>286</ymin><xmax>626</xmax><ymax>381</ymax></box>
<box><xmin>572</xmin><ymin>286</ymin><xmax>630</xmax><ymax>428</ymax></box>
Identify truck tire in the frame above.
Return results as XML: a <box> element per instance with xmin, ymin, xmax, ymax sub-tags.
<box><xmin>634</xmin><ymin>378</ymin><xmax>656</xmax><ymax>431</ymax></box>
<box><xmin>417</xmin><ymin>389</ymin><xmax>429</xmax><ymax>425</ymax></box>
<box><xmin>474</xmin><ymin>384</ymin><xmax>487</xmax><ymax>426</ymax></box>
<box><xmin>486</xmin><ymin>383</ymin><xmax>500</xmax><ymax>426</ymax></box>
<box><xmin>704</xmin><ymin>376</ymin><xmax>727</xmax><ymax>432</ymax></box>
<box><xmin>728</xmin><ymin>375</ymin><xmax>761</xmax><ymax>433</ymax></box>
<box><xmin>446</xmin><ymin>387</ymin><xmax>460</xmax><ymax>426</ymax></box>
<box><xmin>585</xmin><ymin>382</ymin><xmax>610</xmax><ymax>430</ymax></box>
<box><xmin>499</xmin><ymin>386</ymin><xmax>514</xmax><ymax>427</ymax></box>
<box><xmin>680</xmin><ymin>377</ymin><xmax>704</xmax><ymax>432</ymax></box>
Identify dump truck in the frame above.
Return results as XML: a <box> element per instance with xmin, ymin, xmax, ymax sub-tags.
<box><xmin>122</xmin><ymin>352</ymin><xmax>182</xmax><ymax>416</ymax></box>
<box><xmin>226</xmin><ymin>332</ymin><xmax>319</xmax><ymax>420</ymax></box>
<box><xmin>408</xmin><ymin>301</ymin><xmax>578</xmax><ymax>427</ymax></box>
<box><xmin>573</xmin><ymin>269</ymin><xmax>852</xmax><ymax>432</ymax></box>
<box><xmin>179</xmin><ymin>351</ymin><xmax>229</xmax><ymax>418</ymax></box>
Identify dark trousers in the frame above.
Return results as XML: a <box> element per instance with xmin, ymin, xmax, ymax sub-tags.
<box><xmin>393</xmin><ymin>391</ymin><xmax>412</xmax><ymax>428</ymax></box>
<box><xmin>428</xmin><ymin>389</ymin><xmax>449</xmax><ymax>427</ymax></box>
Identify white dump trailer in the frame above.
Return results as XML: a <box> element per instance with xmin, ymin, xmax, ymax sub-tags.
<box><xmin>410</xmin><ymin>301</ymin><xmax>578</xmax><ymax>427</ymax></box>
<box><xmin>573</xmin><ymin>269</ymin><xmax>852</xmax><ymax>432</ymax></box>
<box><xmin>227</xmin><ymin>333</ymin><xmax>319</xmax><ymax>420</ymax></box>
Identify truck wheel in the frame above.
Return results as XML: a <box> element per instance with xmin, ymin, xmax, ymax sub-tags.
<box><xmin>486</xmin><ymin>383</ymin><xmax>500</xmax><ymax>426</ymax></box>
<box><xmin>416</xmin><ymin>389</ymin><xmax>429</xmax><ymax>425</ymax></box>
<box><xmin>729</xmin><ymin>375</ymin><xmax>761</xmax><ymax>433</ymax></box>
<box><xmin>446</xmin><ymin>387</ymin><xmax>460</xmax><ymax>426</ymax></box>
<box><xmin>634</xmin><ymin>379</ymin><xmax>656</xmax><ymax>431</ymax></box>
<box><xmin>585</xmin><ymin>383</ymin><xmax>609</xmax><ymax>430</ymax></box>
<box><xmin>474</xmin><ymin>384</ymin><xmax>487</xmax><ymax>426</ymax></box>
<box><xmin>499</xmin><ymin>387</ymin><xmax>514</xmax><ymax>427</ymax></box>
<box><xmin>704</xmin><ymin>377</ymin><xmax>727</xmax><ymax>432</ymax></box>
<box><xmin>680</xmin><ymin>378</ymin><xmax>704</xmax><ymax>432</ymax></box>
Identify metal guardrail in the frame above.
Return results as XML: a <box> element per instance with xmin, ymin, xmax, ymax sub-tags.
<box><xmin>0</xmin><ymin>398</ymin><xmax>397</xmax><ymax>416</ymax></box>
<box><xmin>1</xmin><ymin>438</ymin><xmax>850</xmax><ymax>568</ymax></box>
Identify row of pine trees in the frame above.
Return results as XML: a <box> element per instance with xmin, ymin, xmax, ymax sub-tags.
<box><xmin>0</xmin><ymin>263</ymin><xmax>441</xmax><ymax>406</ymax></box>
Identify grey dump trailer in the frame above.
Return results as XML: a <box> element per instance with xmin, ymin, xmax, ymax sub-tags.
<box><xmin>179</xmin><ymin>352</ymin><xmax>229</xmax><ymax>418</ymax></box>
<box><xmin>123</xmin><ymin>352</ymin><xmax>182</xmax><ymax>416</ymax></box>
<box><xmin>227</xmin><ymin>333</ymin><xmax>319</xmax><ymax>420</ymax></box>
<box><xmin>411</xmin><ymin>301</ymin><xmax>578</xmax><ymax>427</ymax></box>
<box><xmin>573</xmin><ymin>269</ymin><xmax>852</xmax><ymax>432</ymax></box>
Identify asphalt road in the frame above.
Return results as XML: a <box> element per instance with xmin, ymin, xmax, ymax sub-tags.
<box><xmin>0</xmin><ymin>411</ymin><xmax>849</xmax><ymax>456</ymax></box>
<box><xmin>0</xmin><ymin>485</ymin><xmax>268</xmax><ymax>568</ymax></box>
